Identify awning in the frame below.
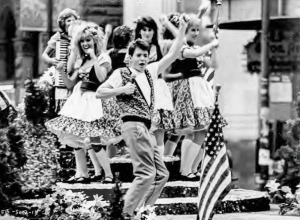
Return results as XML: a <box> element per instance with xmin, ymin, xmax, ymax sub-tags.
<box><xmin>206</xmin><ymin>16</ymin><xmax>300</xmax><ymax>30</ymax></box>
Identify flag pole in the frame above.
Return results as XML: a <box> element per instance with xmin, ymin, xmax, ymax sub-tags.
<box><xmin>198</xmin><ymin>0</ymin><xmax>223</xmax><ymax>188</ymax></box>
<box><xmin>198</xmin><ymin>85</ymin><xmax>222</xmax><ymax>190</ymax></box>
<box><xmin>213</xmin><ymin>0</ymin><xmax>222</xmax><ymax>39</ymax></box>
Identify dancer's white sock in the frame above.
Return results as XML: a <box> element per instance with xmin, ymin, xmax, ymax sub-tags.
<box><xmin>88</xmin><ymin>149</ymin><xmax>102</xmax><ymax>176</ymax></box>
<box><xmin>74</xmin><ymin>148</ymin><xmax>88</xmax><ymax>178</ymax></box>
<box><xmin>191</xmin><ymin>145</ymin><xmax>205</xmax><ymax>174</ymax></box>
<box><xmin>180</xmin><ymin>139</ymin><xmax>193</xmax><ymax>175</ymax></box>
<box><xmin>95</xmin><ymin>148</ymin><xmax>113</xmax><ymax>178</ymax></box>
<box><xmin>157</xmin><ymin>145</ymin><xmax>164</xmax><ymax>157</ymax></box>
<box><xmin>164</xmin><ymin>140</ymin><xmax>177</xmax><ymax>156</ymax></box>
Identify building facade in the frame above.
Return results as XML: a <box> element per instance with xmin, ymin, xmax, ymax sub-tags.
<box><xmin>212</xmin><ymin>0</ymin><xmax>300</xmax><ymax>189</ymax></box>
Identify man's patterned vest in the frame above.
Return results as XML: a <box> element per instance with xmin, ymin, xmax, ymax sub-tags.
<box><xmin>116</xmin><ymin>67</ymin><xmax>155</xmax><ymax>122</ymax></box>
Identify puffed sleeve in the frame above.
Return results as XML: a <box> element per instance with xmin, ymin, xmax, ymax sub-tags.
<box><xmin>98</xmin><ymin>53</ymin><xmax>112</xmax><ymax>72</ymax></box>
<box><xmin>47</xmin><ymin>32</ymin><xmax>60</xmax><ymax>49</ymax></box>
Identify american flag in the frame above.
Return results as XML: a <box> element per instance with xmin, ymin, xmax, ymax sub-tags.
<box><xmin>197</xmin><ymin>100</ymin><xmax>232</xmax><ymax>220</ymax></box>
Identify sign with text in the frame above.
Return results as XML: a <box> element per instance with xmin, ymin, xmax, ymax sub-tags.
<box><xmin>20</xmin><ymin>0</ymin><xmax>80</xmax><ymax>31</ymax></box>
<box><xmin>246</xmin><ymin>30</ymin><xmax>300</xmax><ymax>73</ymax></box>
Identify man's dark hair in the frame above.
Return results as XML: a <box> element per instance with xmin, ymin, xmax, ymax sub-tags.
<box><xmin>128</xmin><ymin>39</ymin><xmax>151</xmax><ymax>56</ymax></box>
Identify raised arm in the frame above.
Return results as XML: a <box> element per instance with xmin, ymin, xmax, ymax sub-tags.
<box><xmin>103</xmin><ymin>24</ymin><xmax>113</xmax><ymax>52</ymax></box>
<box><xmin>197</xmin><ymin>0</ymin><xmax>210</xmax><ymax>19</ymax></box>
<box><xmin>159</xmin><ymin>14</ymin><xmax>179</xmax><ymax>39</ymax></box>
<box><xmin>157</xmin><ymin>15</ymin><xmax>188</xmax><ymax>74</ymax></box>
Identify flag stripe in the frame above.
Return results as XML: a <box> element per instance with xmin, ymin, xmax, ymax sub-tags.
<box><xmin>203</xmin><ymin>67</ymin><xmax>215</xmax><ymax>88</ymax></box>
<box><xmin>205</xmin><ymin>170</ymin><xmax>231</xmax><ymax>220</ymax></box>
<box><xmin>199</xmin><ymin>145</ymin><xmax>226</xmax><ymax>200</ymax></box>
<box><xmin>200</xmin><ymin>155</ymin><xmax>212</xmax><ymax>186</ymax></box>
<box><xmin>198</xmin><ymin>155</ymin><xmax>211</xmax><ymax>207</ymax></box>
<box><xmin>199</xmin><ymin>153</ymin><xmax>227</xmax><ymax>218</ymax></box>
<box><xmin>199</xmin><ymin>150</ymin><xmax>228</xmax><ymax>219</ymax></box>
<box><xmin>202</xmin><ymin>163</ymin><xmax>231</xmax><ymax>220</ymax></box>
<box><xmin>206</xmin><ymin>69</ymin><xmax>215</xmax><ymax>82</ymax></box>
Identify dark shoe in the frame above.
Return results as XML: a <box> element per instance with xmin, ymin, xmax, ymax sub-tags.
<box><xmin>74</xmin><ymin>176</ymin><xmax>91</xmax><ymax>184</ymax></box>
<box><xmin>102</xmin><ymin>176</ymin><xmax>114</xmax><ymax>184</ymax></box>
<box><xmin>90</xmin><ymin>175</ymin><xmax>102</xmax><ymax>182</ymax></box>
<box><xmin>180</xmin><ymin>173</ymin><xmax>200</xmax><ymax>181</ymax></box>
<box><xmin>65</xmin><ymin>176</ymin><xmax>78</xmax><ymax>183</ymax></box>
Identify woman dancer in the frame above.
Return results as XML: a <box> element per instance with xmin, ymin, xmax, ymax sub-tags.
<box><xmin>168</xmin><ymin>14</ymin><xmax>219</xmax><ymax>181</ymax></box>
<box><xmin>88</xmin><ymin>25</ymin><xmax>132</xmax><ymax>156</ymax></box>
<box><xmin>46</xmin><ymin>23</ymin><xmax>113</xmax><ymax>183</ymax></box>
<box><xmin>41</xmin><ymin>11</ymin><xmax>101</xmax><ymax>183</ymax></box>
<box><xmin>160</xmin><ymin>13</ymin><xmax>183</xmax><ymax>158</ymax></box>
<box><xmin>162</xmin><ymin>4</ymin><xmax>217</xmax><ymax>165</ymax></box>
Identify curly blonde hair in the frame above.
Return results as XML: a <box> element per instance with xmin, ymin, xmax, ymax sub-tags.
<box><xmin>72</xmin><ymin>22</ymin><xmax>105</xmax><ymax>58</ymax></box>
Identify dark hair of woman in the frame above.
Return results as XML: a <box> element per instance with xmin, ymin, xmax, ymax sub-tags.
<box><xmin>134</xmin><ymin>16</ymin><xmax>162</xmax><ymax>61</ymax></box>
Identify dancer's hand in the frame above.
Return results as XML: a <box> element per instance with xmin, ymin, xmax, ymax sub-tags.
<box><xmin>211</xmin><ymin>39</ymin><xmax>219</xmax><ymax>48</ymax></box>
<box><xmin>86</xmin><ymin>48</ymin><xmax>96</xmax><ymax>60</ymax></box>
<box><xmin>51</xmin><ymin>58</ymin><xmax>60</xmax><ymax>67</ymax></box>
<box><xmin>56</xmin><ymin>61</ymin><xmax>65</xmax><ymax>73</ymax></box>
<box><xmin>105</xmin><ymin>24</ymin><xmax>113</xmax><ymax>37</ymax></box>
<box><xmin>179</xmin><ymin>14</ymin><xmax>189</xmax><ymax>29</ymax></box>
<box><xmin>159</xmin><ymin>15</ymin><xmax>168</xmax><ymax>27</ymax></box>
<box><xmin>52</xmin><ymin>33</ymin><xmax>61</xmax><ymax>41</ymax></box>
<box><xmin>198</xmin><ymin>0</ymin><xmax>210</xmax><ymax>18</ymax></box>
<box><xmin>207</xmin><ymin>30</ymin><xmax>216</xmax><ymax>41</ymax></box>
<box><xmin>123</xmin><ymin>82</ymin><xmax>136</xmax><ymax>95</ymax></box>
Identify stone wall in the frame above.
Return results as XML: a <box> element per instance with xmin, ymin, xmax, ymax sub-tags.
<box><xmin>81</xmin><ymin>0</ymin><xmax>123</xmax><ymax>27</ymax></box>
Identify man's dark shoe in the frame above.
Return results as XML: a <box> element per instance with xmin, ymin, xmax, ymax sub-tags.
<box><xmin>180</xmin><ymin>173</ymin><xmax>200</xmax><ymax>181</ymax></box>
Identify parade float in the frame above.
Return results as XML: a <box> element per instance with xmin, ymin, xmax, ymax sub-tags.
<box><xmin>0</xmin><ymin>75</ymin><xmax>272</xmax><ymax>220</ymax></box>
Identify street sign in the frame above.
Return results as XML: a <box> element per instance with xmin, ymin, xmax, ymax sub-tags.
<box><xmin>246</xmin><ymin>30</ymin><xmax>300</xmax><ymax>73</ymax></box>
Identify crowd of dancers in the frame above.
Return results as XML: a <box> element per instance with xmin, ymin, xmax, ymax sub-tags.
<box><xmin>43</xmin><ymin>2</ymin><xmax>220</xmax><ymax>218</ymax></box>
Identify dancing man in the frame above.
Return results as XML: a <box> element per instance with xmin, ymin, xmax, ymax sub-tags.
<box><xmin>96</xmin><ymin>15</ymin><xmax>188</xmax><ymax>219</ymax></box>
